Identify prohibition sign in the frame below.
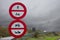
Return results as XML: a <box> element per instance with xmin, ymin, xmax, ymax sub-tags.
<box><xmin>9</xmin><ymin>2</ymin><xmax>27</xmax><ymax>19</ymax></box>
<box><xmin>8</xmin><ymin>20</ymin><xmax>27</xmax><ymax>38</ymax></box>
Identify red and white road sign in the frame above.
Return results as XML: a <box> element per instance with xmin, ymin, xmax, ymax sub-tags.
<box><xmin>8</xmin><ymin>20</ymin><xmax>27</xmax><ymax>38</ymax></box>
<box><xmin>9</xmin><ymin>2</ymin><xmax>27</xmax><ymax>19</ymax></box>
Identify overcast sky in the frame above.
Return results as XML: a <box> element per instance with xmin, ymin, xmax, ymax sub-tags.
<box><xmin>0</xmin><ymin>0</ymin><xmax>60</xmax><ymax>32</ymax></box>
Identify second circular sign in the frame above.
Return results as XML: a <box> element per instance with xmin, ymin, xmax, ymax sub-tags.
<box><xmin>8</xmin><ymin>20</ymin><xmax>27</xmax><ymax>38</ymax></box>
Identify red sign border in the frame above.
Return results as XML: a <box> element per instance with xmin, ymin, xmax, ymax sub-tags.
<box><xmin>8</xmin><ymin>20</ymin><xmax>27</xmax><ymax>38</ymax></box>
<box><xmin>9</xmin><ymin>2</ymin><xmax>27</xmax><ymax>19</ymax></box>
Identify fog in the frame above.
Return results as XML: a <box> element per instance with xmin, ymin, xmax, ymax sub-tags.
<box><xmin>0</xmin><ymin>0</ymin><xmax>60</xmax><ymax>32</ymax></box>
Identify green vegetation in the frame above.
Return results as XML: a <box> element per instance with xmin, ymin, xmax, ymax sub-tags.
<box><xmin>26</xmin><ymin>36</ymin><xmax>60</xmax><ymax>40</ymax></box>
<box><xmin>0</xmin><ymin>26</ymin><xmax>60</xmax><ymax>40</ymax></box>
<box><xmin>0</xmin><ymin>26</ymin><xmax>10</xmax><ymax>37</ymax></box>
<box><xmin>16</xmin><ymin>31</ymin><xmax>60</xmax><ymax>40</ymax></box>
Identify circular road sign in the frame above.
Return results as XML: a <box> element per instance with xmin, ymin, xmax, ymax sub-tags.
<box><xmin>8</xmin><ymin>20</ymin><xmax>27</xmax><ymax>38</ymax></box>
<box><xmin>9</xmin><ymin>2</ymin><xmax>27</xmax><ymax>19</ymax></box>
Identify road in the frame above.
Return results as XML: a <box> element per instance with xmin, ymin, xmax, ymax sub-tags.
<box><xmin>0</xmin><ymin>36</ymin><xmax>14</xmax><ymax>40</ymax></box>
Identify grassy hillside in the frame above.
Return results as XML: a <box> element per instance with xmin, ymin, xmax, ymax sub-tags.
<box><xmin>0</xmin><ymin>26</ymin><xmax>10</xmax><ymax>37</ymax></box>
<box><xmin>0</xmin><ymin>26</ymin><xmax>60</xmax><ymax>40</ymax></box>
